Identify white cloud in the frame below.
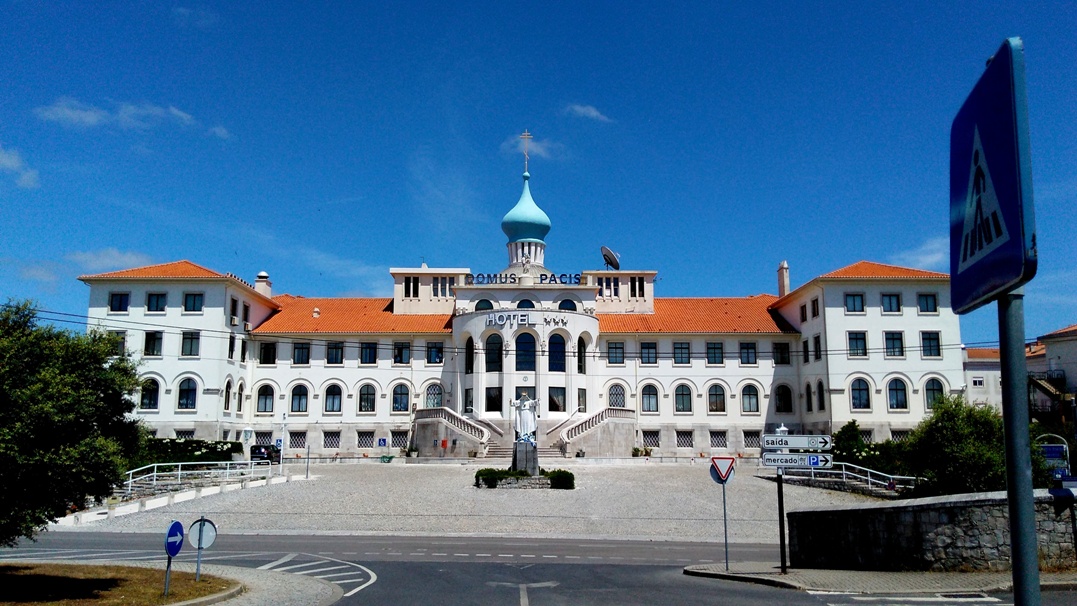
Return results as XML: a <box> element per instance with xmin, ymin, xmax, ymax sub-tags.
<box><xmin>168</xmin><ymin>106</ymin><xmax>196</xmax><ymax>125</ymax></box>
<box><xmin>208</xmin><ymin>125</ymin><xmax>231</xmax><ymax>139</ymax></box>
<box><xmin>66</xmin><ymin>248</ymin><xmax>154</xmax><ymax>272</ymax></box>
<box><xmin>0</xmin><ymin>144</ymin><xmax>40</xmax><ymax>189</ymax></box>
<box><xmin>500</xmin><ymin>135</ymin><xmax>563</xmax><ymax>160</ymax></box>
<box><xmin>20</xmin><ymin>263</ymin><xmax>59</xmax><ymax>284</ymax></box>
<box><xmin>565</xmin><ymin>103</ymin><xmax>612</xmax><ymax>123</ymax></box>
<box><xmin>33</xmin><ymin>97</ymin><xmax>110</xmax><ymax>127</ymax></box>
<box><xmin>888</xmin><ymin>236</ymin><xmax>949</xmax><ymax>271</ymax></box>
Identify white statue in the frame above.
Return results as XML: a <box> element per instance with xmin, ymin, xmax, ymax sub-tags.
<box><xmin>511</xmin><ymin>396</ymin><xmax>538</xmax><ymax>443</ymax></box>
<box><xmin>521</xmin><ymin>253</ymin><xmax>532</xmax><ymax>276</ymax></box>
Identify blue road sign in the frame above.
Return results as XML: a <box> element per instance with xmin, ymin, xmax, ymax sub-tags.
<box><xmin>950</xmin><ymin>37</ymin><xmax>1036</xmax><ymax>314</ymax></box>
<box><xmin>165</xmin><ymin>520</ymin><xmax>184</xmax><ymax>557</ymax></box>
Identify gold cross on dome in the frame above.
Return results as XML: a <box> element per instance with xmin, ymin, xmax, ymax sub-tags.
<box><xmin>520</xmin><ymin>130</ymin><xmax>532</xmax><ymax>171</ymax></box>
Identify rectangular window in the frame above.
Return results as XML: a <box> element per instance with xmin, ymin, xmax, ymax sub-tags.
<box><xmin>240</xmin><ymin>339</ymin><xmax>247</xmax><ymax>362</ymax></box>
<box><xmin>110</xmin><ymin>331</ymin><xmax>126</xmax><ymax>356</ymax></box>
<box><xmin>799</xmin><ymin>304</ymin><xmax>807</xmax><ymax>322</ymax></box>
<box><xmin>607</xmin><ymin>342</ymin><xmax>625</xmax><ymax>364</ymax></box>
<box><xmin>848</xmin><ymin>332</ymin><xmax>867</xmax><ymax>357</ymax></box>
<box><xmin>360</xmin><ymin>342</ymin><xmax>378</xmax><ymax>365</ymax></box>
<box><xmin>228</xmin><ymin>334</ymin><xmax>236</xmax><ymax>360</ymax></box>
<box><xmin>426</xmin><ymin>342</ymin><xmax>444</xmax><ymax>364</ymax></box>
<box><xmin>175</xmin><ymin>430</ymin><xmax>195</xmax><ymax>440</ymax></box>
<box><xmin>403</xmin><ymin>276</ymin><xmax>419</xmax><ymax>298</ymax></box>
<box><xmin>972</xmin><ymin>377</ymin><xmax>985</xmax><ymax>388</ymax></box>
<box><xmin>577</xmin><ymin>388</ymin><xmax>586</xmax><ymax>413</ymax></box>
<box><xmin>810</xmin><ymin>298</ymin><xmax>819</xmax><ymax>318</ymax></box>
<box><xmin>710</xmin><ymin>431</ymin><xmax>728</xmax><ymax>448</ymax></box>
<box><xmin>673</xmin><ymin>342</ymin><xmax>691</xmax><ymax>365</ymax></box>
<box><xmin>180</xmin><ymin>331</ymin><xmax>200</xmax><ymax>357</ymax></box>
<box><xmin>292</xmin><ymin>342</ymin><xmax>310</xmax><ymax>365</ymax></box>
<box><xmin>813</xmin><ymin>335</ymin><xmax>822</xmax><ymax>361</ymax></box>
<box><xmin>183</xmin><ymin>292</ymin><xmax>204</xmax><ymax>312</ymax></box>
<box><xmin>640</xmin><ymin>342</ymin><xmax>658</xmax><ymax>365</ymax></box>
<box><xmin>630</xmin><ymin>277</ymin><xmax>638</xmax><ymax>298</ymax></box>
<box><xmin>485</xmin><ymin>387</ymin><xmax>502</xmax><ymax>413</ymax></box>
<box><xmin>885</xmin><ymin>332</ymin><xmax>905</xmax><ymax>357</ymax></box>
<box><xmin>802</xmin><ymin>340</ymin><xmax>810</xmax><ymax>363</ymax></box>
<box><xmin>259</xmin><ymin>342</ymin><xmax>277</xmax><ymax>365</ymax></box>
<box><xmin>773</xmin><ymin>342</ymin><xmax>790</xmax><ymax>365</ymax></box>
<box><xmin>255</xmin><ymin>431</ymin><xmax>272</xmax><ymax>446</ymax></box>
<box><xmin>549</xmin><ymin>387</ymin><xmax>565</xmax><ymax>412</ymax></box>
<box><xmin>144</xmin><ymin>331</ymin><xmax>163</xmax><ymax>356</ymax></box>
<box><xmin>326</xmin><ymin>342</ymin><xmax>344</xmax><ymax>365</ymax></box>
<box><xmin>676</xmin><ymin>431</ymin><xmax>694</xmax><ymax>448</ymax></box>
<box><xmin>739</xmin><ymin>342</ymin><xmax>757</xmax><ymax>365</ymax></box>
<box><xmin>918</xmin><ymin>293</ymin><xmax>939</xmax><ymax>313</ymax></box>
<box><xmin>464</xmin><ymin>388</ymin><xmax>474</xmax><ymax>413</ymax></box>
<box><xmin>921</xmin><ymin>332</ymin><xmax>941</xmax><ymax>357</ymax></box>
<box><xmin>289</xmin><ymin>431</ymin><xmax>306</xmax><ymax>449</ymax></box>
<box><xmin>706</xmin><ymin>342</ymin><xmax>724</xmax><ymax>365</ymax></box>
<box><xmin>323</xmin><ymin>431</ymin><xmax>341</xmax><ymax>449</ymax></box>
<box><xmin>242</xmin><ymin>303</ymin><xmax>250</xmax><ymax>323</ymax></box>
<box><xmin>230</xmin><ymin>297</ymin><xmax>238</xmax><ymax>320</ymax></box>
<box><xmin>612</xmin><ymin>277</ymin><xmax>619</xmax><ymax>298</ymax></box>
<box><xmin>642</xmin><ymin>431</ymin><xmax>660</xmax><ymax>448</ymax></box>
<box><xmin>109</xmin><ymin>292</ymin><xmax>130</xmax><ymax>312</ymax></box>
<box><xmin>882</xmin><ymin>293</ymin><xmax>902</xmax><ymax>313</ymax></box>
<box><xmin>356</xmin><ymin>431</ymin><xmax>375</xmax><ymax>448</ymax></box>
<box><xmin>391</xmin><ymin>431</ymin><xmax>408</xmax><ymax>449</ymax></box>
<box><xmin>844</xmin><ymin>293</ymin><xmax>864</xmax><ymax>313</ymax></box>
<box><xmin>393</xmin><ymin>342</ymin><xmax>411</xmax><ymax>364</ymax></box>
<box><xmin>146</xmin><ymin>292</ymin><xmax>167</xmax><ymax>312</ymax></box>
<box><xmin>743</xmin><ymin>431</ymin><xmax>761</xmax><ymax>449</ymax></box>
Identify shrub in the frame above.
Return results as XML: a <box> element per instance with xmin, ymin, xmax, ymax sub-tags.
<box><xmin>474</xmin><ymin>467</ymin><xmax>529</xmax><ymax>488</ymax></box>
<box><xmin>545</xmin><ymin>469</ymin><xmax>575</xmax><ymax>490</ymax></box>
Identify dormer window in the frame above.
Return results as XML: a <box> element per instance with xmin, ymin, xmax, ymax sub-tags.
<box><xmin>403</xmin><ymin>276</ymin><xmax>420</xmax><ymax>298</ymax></box>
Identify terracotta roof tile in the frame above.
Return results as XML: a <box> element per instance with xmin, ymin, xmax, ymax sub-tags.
<box><xmin>818</xmin><ymin>260</ymin><xmax>949</xmax><ymax>280</ymax></box>
<box><xmin>599</xmin><ymin>296</ymin><xmax>796</xmax><ymax>334</ymax></box>
<box><xmin>79</xmin><ymin>260</ymin><xmax>225</xmax><ymax>280</ymax></box>
<box><xmin>254</xmin><ymin>297</ymin><xmax>452</xmax><ymax>334</ymax></box>
<box><xmin>1040</xmin><ymin>323</ymin><xmax>1077</xmax><ymax>341</ymax></box>
<box><xmin>1026</xmin><ymin>342</ymin><xmax>1046</xmax><ymax>358</ymax></box>
<box><xmin>965</xmin><ymin>348</ymin><xmax>1000</xmax><ymax>360</ymax></box>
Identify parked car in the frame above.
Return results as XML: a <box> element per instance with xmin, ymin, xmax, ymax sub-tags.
<box><xmin>250</xmin><ymin>444</ymin><xmax>281</xmax><ymax>463</ymax></box>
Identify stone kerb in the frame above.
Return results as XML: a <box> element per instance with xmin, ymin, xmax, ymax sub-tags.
<box><xmin>788</xmin><ymin>489</ymin><xmax>1077</xmax><ymax>572</ymax></box>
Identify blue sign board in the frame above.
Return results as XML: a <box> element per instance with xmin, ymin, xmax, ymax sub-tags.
<box><xmin>275</xmin><ymin>438</ymin><xmax>283</xmax><ymax>449</ymax></box>
<box><xmin>377</xmin><ymin>437</ymin><xmax>388</xmax><ymax>447</ymax></box>
<box><xmin>165</xmin><ymin>520</ymin><xmax>184</xmax><ymax>557</ymax></box>
<box><xmin>950</xmin><ymin>37</ymin><xmax>1036</xmax><ymax>314</ymax></box>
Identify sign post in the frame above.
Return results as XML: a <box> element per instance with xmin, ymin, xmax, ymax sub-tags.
<box><xmin>709</xmin><ymin>457</ymin><xmax>736</xmax><ymax>571</ymax></box>
<box><xmin>762</xmin><ymin>432</ymin><xmax>833</xmax><ymax>574</ymax></box>
<box><xmin>163</xmin><ymin>520</ymin><xmax>184</xmax><ymax>596</ymax></box>
<box><xmin>188</xmin><ymin>516</ymin><xmax>217</xmax><ymax>582</ymax></box>
<box><xmin>951</xmin><ymin>37</ymin><xmax>1038</xmax><ymax>606</ymax></box>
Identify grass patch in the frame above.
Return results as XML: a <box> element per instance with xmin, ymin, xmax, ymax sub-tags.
<box><xmin>0</xmin><ymin>563</ymin><xmax>238</xmax><ymax>606</ymax></box>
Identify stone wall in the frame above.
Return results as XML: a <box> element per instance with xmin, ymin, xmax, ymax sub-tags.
<box><xmin>788</xmin><ymin>489</ymin><xmax>1077</xmax><ymax>571</ymax></box>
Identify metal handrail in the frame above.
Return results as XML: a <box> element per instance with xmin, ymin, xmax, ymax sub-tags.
<box><xmin>779</xmin><ymin>461</ymin><xmax>919</xmax><ymax>490</ymax></box>
<box><xmin>413</xmin><ymin>407</ymin><xmax>490</xmax><ymax>443</ymax></box>
<box><xmin>124</xmin><ymin>460</ymin><xmax>272</xmax><ymax>496</ymax></box>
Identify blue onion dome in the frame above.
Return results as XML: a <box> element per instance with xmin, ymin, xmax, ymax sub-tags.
<box><xmin>501</xmin><ymin>172</ymin><xmax>551</xmax><ymax>243</ymax></box>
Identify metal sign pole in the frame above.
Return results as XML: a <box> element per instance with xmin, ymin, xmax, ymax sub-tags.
<box><xmin>999</xmin><ymin>291</ymin><xmax>1040</xmax><ymax>605</ymax></box>
<box><xmin>722</xmin><ymin>481</ymin><xmax>729</xmax><ymax>572</ymax></box>
<box><xmin>164</xmin><ymin>555</ymin><xmax>172</xmax><ymax>596</ymax></box>
<box><xmin>196</xmin><ymin>515</ymin><xmax>205</xmax><ymax>582</ymax></box>
<box><xmin>777</xmin><ymin>468</ymin><xmax>787</xmax><ymax>574</ymax></box>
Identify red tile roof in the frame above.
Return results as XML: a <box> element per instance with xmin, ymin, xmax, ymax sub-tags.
<box><xmin>965</xmin><ymin>348</ymin><xmax>1000</xmax><ymax>360</ymax></box>
<box><xmin>817</xmin><ymin>260</ymin><xmax>949</xmax><ymax>280</ymax></box>
<box><xmin>254</xmin><ymin>296</ymin><xmax>452</xmax><ymax>334</ymax></box>
<box><xmin>599</xmin><ymin>296</ymin><xmax>796</xmax><ymax>334</ymax></box>
<box><xmin>1026</xmin><ymin>342</ymin><xmax>1046</xmax><ymax>358</ymax></box>
<box><xmin>79</xmin><ymin>260</ymin><xmax>225</xmax><ymax>280</ymax></box>
<box><xmin>1040</xmin><ymin>324</ymin><xmax>1077</xmax><ymax>341</ymax></box>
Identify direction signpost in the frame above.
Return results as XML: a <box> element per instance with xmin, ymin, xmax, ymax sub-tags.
<box><xmin>709</xmin><ymin>457</ymin><xmax>736</xmax><ymax>571</ymax></box>
<box><xmin>762</xmin><ymin>435</ymin><xmax>831</xmax><ymax>450</ymax></box>
<box><xmin>761</xmin><ymin>453</ymin><xmax>833</xmax><ymax>468</ymax></box>
<box><xmin>762</xmin><ymin>432</ymin><xmax>833</xmax><ymax>574</ymax></box>
<box><xmin>163</xmin><ymin>520</ymin><xmax>184</xmax><ymax>596</ymax></box>
<box><xmin>950</xmin><ymin>37</ymin><xmax>1038</xmax><ymax>606</ymax></box>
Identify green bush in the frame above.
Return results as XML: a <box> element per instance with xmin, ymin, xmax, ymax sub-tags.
<box><xmin>544</xmin><ymin>469</ymin><xmax>575</xmax><ymax>490</ymax></box>
<box><xmin>129</xmin><ymin>436</ymin><xmax>242</xmax><ymax>469</ymax></box>
<box><xmin>474</xmin><ymin>467</ymin><xmax>529</xmax><ymax>488</ymax></box>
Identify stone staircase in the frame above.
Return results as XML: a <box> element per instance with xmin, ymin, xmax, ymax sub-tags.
<box><xmin>484</xmin><ymin>444</ymin><xmax>567</xmax><ymax>460</ymax></box>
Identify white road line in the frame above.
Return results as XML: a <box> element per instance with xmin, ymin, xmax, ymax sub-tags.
<box><xmin>432</xmin><ymin>553</ymin><xmax>447</xmax><ymax>556</ymax></box>
<box><xmin>314</xmin><ymin>571</ymin><xmax>365</xmax><ymax>579</ymax></box>
<box><xmin>317</xmin><ymin>551</ymin><xmax>333</xmax><ymax>555</ymax></box>
<box><xmin>363</xmin><ymin>552</ymin><xmax>380</xmax><ymax>555</ymax></box>
<box><xmin>565</xmin><ymin>556</ymin><xmax>580</xmax><ymax>560</ymax></box>
<box><xmin>453</xmin><ymin>553</ymin><xmax>469</xmax><ymax>557</ymax></box>
<box><xmin>194</xmin><ymin>552</ymin><xmax>264</xmax><ymax>562</ymax></box>
<box><xmin>298</xmin><ymin>553</ymin><xmax>376</xmax><ymax>597</ymax></box>
<box><xmin>44</xmin><ymin>550</ymin><xmax>147</xmax><ymax>560</ymax></box>
<box><xmin>587</xmin><ymin>556</ymin><xmax>602</xmax><ymax>560</ymax></box>
<box><xmin>257</xmin><ymin>553</ymin><xmax>298</xmax><ymax>570</ymax></box>
<box><xmin>342</xmin><ymin>552</ymin><xmax>357</xmax><ymax>555</ymax></box>
<box><xmin>520</xmin><ymin>555</ymin><xmax>536</xmax><ymax>558</ymax></box>
<box><xmin>337</xmin><ymin>577</ymin><xmax>371</xmax><ymax>584</ymax></box>
<box><xmin>498</xmin><ymin>554</ymin><xmax>514</xmax><ymax>557</ymax></box>
<box><xmin>542</xmin><ymin>555</ymin><xmax>557</xmax><ymax>559</ymax></box>
<box><xmin>0</xmin><ymin>549</ymin><xmax>79</xmax><ymax>559</ymax></box>
<box><xmin>387</xmin><ymin>552</ymin><xmax>402</xmax><ymax>556</ymax></box>
<box><xmin>275</xmin><ymin>560</ymin><xmax>327</xmax><ymax>572</ymax></box>
<box><xmin>295</xmin><ymin>565</ymin><xmax>348</xmax><ymax>575</ymax></box>
<box><xmin>476</xmin><ymin>553</ymin><xmax>492</xmax><ymax>557</ymax></box>
<box><xmin>408</xmin><ymin>553</ymin><xmax>424</xmax><ymax>556</ymax></box>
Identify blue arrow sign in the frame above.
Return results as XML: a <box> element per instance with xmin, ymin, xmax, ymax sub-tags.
<box><xmin>950</xmin><ymin>37</ymin><xmax>1037</xmax><ymax>314</ymax></box>
<box><xmin>165</xmin><ymin>520</ymin><xmax>184</xmax><ymax>557</ymax></box>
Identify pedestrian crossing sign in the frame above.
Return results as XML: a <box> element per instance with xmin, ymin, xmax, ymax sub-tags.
<box><xmin>950</xmin><ymin>37</ymin><xmax>1036</xmax><ymax>314</ymax></box>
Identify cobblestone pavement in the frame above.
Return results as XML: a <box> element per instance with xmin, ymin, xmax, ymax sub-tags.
<box><xmin>56</xmin><ymin>461</ymin><xmax>876</xmax><ymax>542</ymax></box>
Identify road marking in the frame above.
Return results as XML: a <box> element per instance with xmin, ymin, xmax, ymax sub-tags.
<box><xmin>363</xmin><ymin>552</ymin><xmax>380</xmax><ymax>555</ymax></box>
<box><xmin>476</xmin><ymin>553</ymin><xmax>491</xmax><ymax>557</ymax></box>
<box><xmin>498</xmin><ymin>554</ymin><xmax>514</xmax><ymax>558</ymax></box>
<box><xmin>542</xmin><ymin>555</ymin><xmax>557</xmax><ymax>559</ymax></box>
<box><xmin>296</xmin><ymin>565</ymin><xmax>348</xmax><ymax>575</ymax></box>
<box><xmin>196</xmin><ymin>552</ymin><xmax>263</xmax><ymax>562</ymax></box>
<box><xmin>520</xmin><ymin>554</ymin><xmax>536</xmax><ymax>558</ymax></box>
<box><xmin>314</xmin><ymin>571</ymin><xmax>366</xmax><ymax>579</ymax></box>
<box><xmin>454</xmin><ymin>553</ymin><xmax>469</xmax><ymax>557</ymax></box>
<box><xmin>433</xmin><ymin>553</ymin><xmax>447</xmax><ymax>556</ymax></box>
<box><xmin>387</xmin><ymin>552</ymin><xmax>402</xmax><ymax>556</ymax></box>
<box><xmin>274</xmin><ymin>560</ymin><xmax>326</xmax><ymax>572</ymax></box>
<box><xmin>488</xmin><ymin>581</ymin><xmax>560</xmax><ymax>606</ymax></box>
<box><xmin>343</xmin><ymin>552</ymin><xmax>357</xmax><ymax>555</ymax></box>
<box><xmin>257</xmin><ymin>553</ymin><xmax>298</xmax><ymax>570</ymax></box>
<box><xmin>317</xmin><ymin>551</ymin><xmax>333</xmax><ymax>555</ymax></box>
<box><xmin>335</xmin><ymin>577</ymin><xmax>371</xmax><ymax>584</ymax></box>
<box><xmin>0</xmin><ymin>549</ymin><xmax>79</xmax><ymax>560</ymax></box>
<box><xmin>565</xmin><ymin>556</ymin><xmax>580</xmax><ymax>560</ymax></box>
<box><xmin>587</xmin><ymin>556</ymin><xmax>602</xmax><ymax>560</ymax></box>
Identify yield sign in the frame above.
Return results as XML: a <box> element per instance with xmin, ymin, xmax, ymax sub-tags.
<box><xmin>710</xmin><ymin>457</ymin><xmax>736</xmax><ymax>483</ymax></box>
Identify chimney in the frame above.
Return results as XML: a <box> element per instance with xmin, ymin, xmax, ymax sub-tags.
<box><xmin>255</xmin><ymin>271</ymin><xmax>272</xmax><ymax>298</ymax></box>
<box><xmin>777</xmin><ymin>261</ymin><xmax>790</xmax><ymax>297</ymax></box>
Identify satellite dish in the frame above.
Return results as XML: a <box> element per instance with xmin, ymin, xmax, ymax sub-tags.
<box><xmin>600</xmin><ymin>246</ymin><xmax>621</xmax><ymax>270</ymax></box>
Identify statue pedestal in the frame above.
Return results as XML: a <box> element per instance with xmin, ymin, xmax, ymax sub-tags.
<box><xmin>511</xmin><ymin>442</ymin><xmax>539</xmax><ymax>477</ymax></box>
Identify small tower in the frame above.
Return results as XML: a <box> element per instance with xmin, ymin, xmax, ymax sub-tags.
<box><xmin>501</xmin><ymin>131</ymin><xmax>552</xmax><ymax>271</ymax></box>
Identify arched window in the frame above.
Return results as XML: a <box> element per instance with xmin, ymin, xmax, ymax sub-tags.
<box><xmin>577</xmin><ymin>337</ymin><xmax>587</xmax><ymax>374</ymax></box>
<box><xmin>140</xmin><ymin>379</ymin><xmax>160</xmax><ymax>410</ymax></box>
<box><xmin>291</xmin><ymin>385</ymin><xmax>308</xmax><ymax>413</ymax></box>
<box><xmin>741</xmin><ymin>385</ymin><xmax>759</xmax><ymax>413</ymax></box>
<box><xmin>888</xmin><ymin>379</ymin><xmax>908</xmax><ymax>410</ymax></box>
<box><xmin>925</xmin><ymin>378</ymin><xmax>944</xmax><ymax>410</ymax></box>
<box><xmin>805</xmin><ymin>383</ymin><xmax>813</xmax><ymax>412</ymax></box>
<box><xmin>392</xmin><ymin>385</ymin><xmax>410</xmax><ymax>412</ymax></box>
<box><xmin>475</xmin><ymin>299</ymin><xmax>493</xmax><ymax>311</ymax></box>
<box><xmin>641</xmin><ymin>385</ymin><xmax>658</xmax><ymax>412</ymax></box>
<box><xmin>358</xmin><ymin>384</ymin><xmax>376</xmax><ymax>412</ymax></box>
<box><xmin>516</xmin><ymin>299</ymin><xmax>535</xmax><ymax>309</ymax></box>
<box><xmin>236</xmin><ymin>384</ymin><xmax>244</xmax><ymax>413</ymax></box>
<box><xmin>817</xmin><ymin>380</ymin><xmax>826</xmax><ymax>411</ymax></box>
<box><xmin>851</xmin><ymin>379</ymin><xmax>871</xmax><ymax>409</ymax></box>
<box><xmin>325</xmin><ymin>385</ymin><xmax>342</xmax><ymax>413</ymax></box>
<box><xmin>485</xmin><ymin>335</ymin><xmax>502</xmax><ymax>373</ymax></box>
<box><xmin>608</xmin><ymin>384</ymin><xmax>626</xmax><ymax>407</ymax></box>
<box><xmin>549</xmin><ymin>334</ymin><xmax>566</xmax><ymax>372</ymax></box>
<box><xmin>558</xmin><ymin>299</ymin><xmax>578</xmax><ymax>311</ymax></box>
<box><xmin>516</xmin><ymin>333</ymin><xmax>536</xmax><ymax>371</ymax></box>
<box><xmin>224</xmin><ymin>380</ymin><xmax>232</xmax><ymax>411</ymax></box>
<box><xmin>675</xmin><ymin>384</ymin><xmax>692</xmax><ymax>412</ymax></box>
<box><xmin>257</xmin><ymin>385</ymin><xmax>274</xmax><ymax>413</ymax></box>
<box><xmin>775</xmin><ymin>385</ymin><xmax>793</xmax><ymax>413</ymax></box>
<box><xmin>178</xmin><ymin>378</ymin><xmax>197</xmax><ymax>410</ymax></box>
<box><xmin>465</xmin><ymin>337</ymin><xmax>475</xmax><ymax>375</ymax></box>
<box><xmin>426</xmin><ymin>384</ymin><xmax>443</xmax><ymax>408</ymax></box>
<box><xmin>708</xmin><ymin>385</ymin><xmax>725</xmax><ymax>413</ymax></box>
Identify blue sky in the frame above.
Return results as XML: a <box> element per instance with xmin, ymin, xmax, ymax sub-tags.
<box><xmin>1</xmin><ymin>2</ymin><xmax>1075</xmax><ymax>346</ymax></box>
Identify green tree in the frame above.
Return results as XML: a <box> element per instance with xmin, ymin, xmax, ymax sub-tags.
<box><xmin>0</xmin><ymin>301</ymin><xmax>141</xmax><ymax>546</ymax></box>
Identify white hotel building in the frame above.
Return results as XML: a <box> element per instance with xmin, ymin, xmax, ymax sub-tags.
<box><xmin>81</xmin><ymin>171</ymin><xmax>964</xmax><ymax>458</ymax></box>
